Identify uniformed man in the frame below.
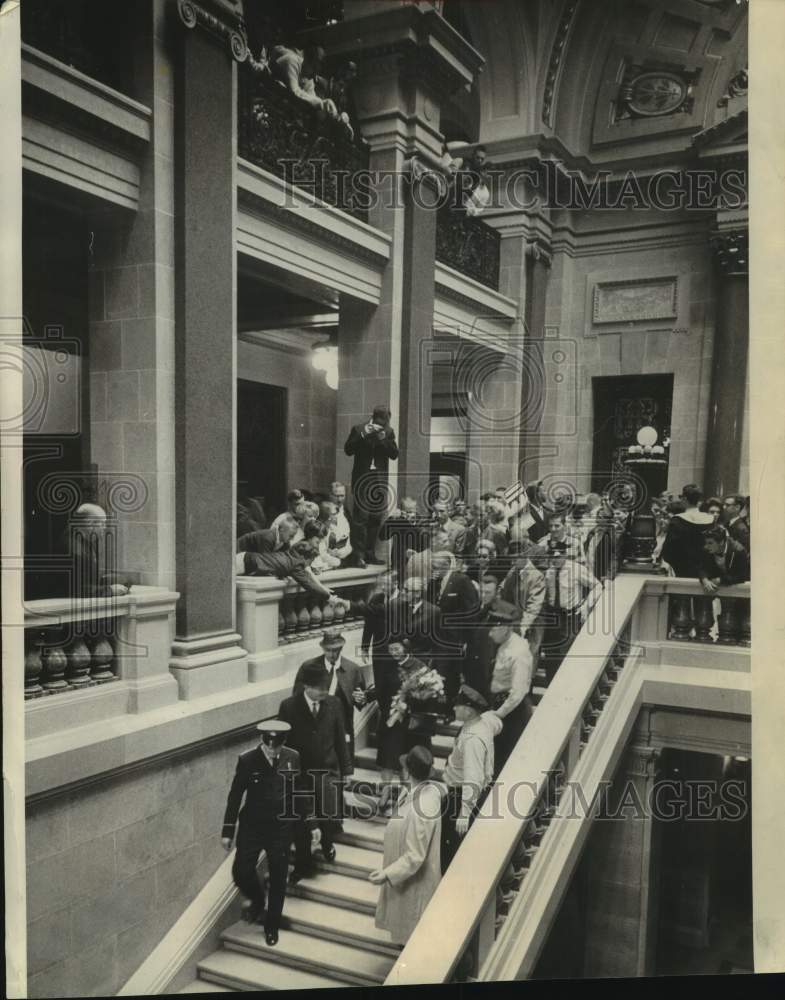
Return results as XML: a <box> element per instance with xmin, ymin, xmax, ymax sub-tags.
<box><xmin>440</xmin><ymin>685</ymin><xmax>502</xmax><ymax>873</ymax></box>
<box><xmin>221</xmin><ymin>720</ymin><xmax>300</xmax><ymax>947</ymax></box>
<box><xmin>486</xmin><ymin>601</ymin><xmax>535</xmax><ymax>777</ymax></box>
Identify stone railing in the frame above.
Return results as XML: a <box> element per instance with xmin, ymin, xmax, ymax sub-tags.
<box><xmin>435</xmin><ymin>205</ymin><xmax>501</xmax><ymax>290</ymax></box>
<box><xmin>24</xmin><ymin>586</ymin><xmax>180</xmax><ymax>739</ymax></box>
<box><xmin>630</xmin><ymin>577</ymin><xmax>751</xmax><ymax>648</ymax></box>
<box><xmin>386</xmin><ymin>577</ymin><xmax>643</xmax><ymax>986</ymax></box>
<box><xmin>236</xmin><ymin>567</ymin><xmax>381</xmax><ymax>682</ymax></box>
<box><xmin>237</xmin><ymin>66</ymin><xmax>370</xmax><ymax>221</ymax></box>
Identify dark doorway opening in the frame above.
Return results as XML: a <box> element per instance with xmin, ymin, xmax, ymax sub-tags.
<box><xmin>429</xmin><ymin>452</ymin><xmax>467</xmax><ymax>507</ymax></box>
<box><xmin>591</xmin><ymin>373</ymin><xmax>673</xmax><ymax>497</ymax></box>
<box><xmin>237</xmin><ymin>380</ymin><xmax>287</xmax><ymax>526</ymax></box>
<box><xmin>23</xmin><ymin>195</ymin><xmax>90</xmax><ymax>600</ymax></box>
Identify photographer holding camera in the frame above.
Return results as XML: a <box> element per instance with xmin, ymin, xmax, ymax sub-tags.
<box><xmin>344</xmin><ymin>405</ymin><xmax>399</xmax><ymax>565</ymax></box>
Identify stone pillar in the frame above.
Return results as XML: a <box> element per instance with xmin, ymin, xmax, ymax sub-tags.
<box><xmin>168</xmin><ymin>3</ymin><xmax>248</xmax><ymax>697</ymax></box>
<box><xmin>704</xmin><ymin>230</ymin><xmax>748</xmax><ymax>497</ymax></box>
<box><xmin>87</xmin><ymin>0</ymin><xmax>176</xmax><ymax>592</ymax></box>
<box><xmin>324</xmin><ymin>5</ymin><xmax>484</xmax><ymax>509</ymax></box>
<box><xmin>521</xmin><ymin>241</ymin><xmax>553</xmax><ymax>485</ymax></box>
<box><xmin>583</xmin><ymin>745</ymin><xmax>662</xmax><ymax>978</ymax></box>
<box><xmin>1</xmin><ymin>4</ymin><xmax>27</xmax><ymax>992</ymax></box>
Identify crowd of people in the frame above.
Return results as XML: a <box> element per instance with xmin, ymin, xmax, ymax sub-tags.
<box><xmin>654</xmin><ymin>485</ymin><xmax>751</xmax><ymax>588</ymax></box>
<box><xmin>226</xmin><ymin>407</ymin><xmax>752</xmax><ymax>950</ymax></box>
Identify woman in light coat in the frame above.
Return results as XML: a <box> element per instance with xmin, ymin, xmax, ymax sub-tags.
<box><xmin>369</xmin><ymin>746</ymin><xmax>446</xmax><ymax>946</ymax></box>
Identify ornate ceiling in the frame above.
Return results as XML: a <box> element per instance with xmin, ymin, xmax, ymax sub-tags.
<box><xmin>459</xmin><ymin>0</ymin><xmax>747</xmax><ymax>169</ymax></box>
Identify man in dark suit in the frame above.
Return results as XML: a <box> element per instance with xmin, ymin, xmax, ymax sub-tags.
<box><xmin>525</xmin><ymin>481</ymin><xmax>552</xmax><ymax>543</ymax></box>
<box><xmin>292</xmin><ymin>630</ymin><xmax>367</xmax><ymax>760</ymax></box>
<box><xmin>700</xmin><ymin>525</ymin><xmax>750</xmax><ymax>589</ymax></box>
<box><xmin>399</xmin><ymin>575</ymin><xmax>445</xmax><ymax>668</ymax></box>
<box><xmin>465</xmin><ymin>574</ymin><xmax>502</xmax><ymax>698</ymax></box>
<box><xmin>378</xmin><ymin>496</ymin><xmax>431</xmax><ymax>581</ymax></box>
<box><xmin>221</xmin><ymin>720</ymin><xmax>300</xmax><ymax>947</ymax></box>
<box><xmin>344</xmin><ymin>405</ymin><xmax>399</xmax><ymax>564</ymax></box>
<box><xmin>426</xmin><ymin>552</ymin><xmax>479</xmax><ymax>700</ymax></box>
<box><xmin>278</xmin><ymin>663</ymin><xmax>353</xmax><ymax>882</ymax></box>
<box><xmin>722</xmin><ymin>494</ymin><xmax>750</xmax><ymax>555</ymax></box>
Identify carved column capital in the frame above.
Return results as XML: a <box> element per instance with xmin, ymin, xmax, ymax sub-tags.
<box><xmin>176</xmin><ymin>0</ymin><xmax>249</xmax><ymax>63</ymax></box>
<box><xmin>527</xmin><ymin>240</ymin><xmax>553</xmax><ymax>269</ymax></box>
<box><xmin>710</xmin><ymin>228</ymin><xmax>749</xmax><ymax>275</ymax></box>
<box><xmin>625</xmin><ymin>744</ymin><xmax>662</xmax><ymax>780</ymax></box>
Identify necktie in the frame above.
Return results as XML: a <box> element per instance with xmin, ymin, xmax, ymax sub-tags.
<box><xmin>311</xmin><ymin>700</ymin><xmax>319</xmax><ymax>719</ymax></box>
<box><xmin>555</xmin><ymin>569</ymin><xmax>561</xmax><ymax>610</ymax></box>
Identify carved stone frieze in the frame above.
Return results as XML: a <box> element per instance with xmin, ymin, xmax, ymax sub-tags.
<box><xmin>542</xmin><ymin>0</ymin><xmax>581</xmax><ymax>127</ymax></box>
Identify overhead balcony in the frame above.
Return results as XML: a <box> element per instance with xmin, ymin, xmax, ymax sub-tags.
<box><xmin>238</xmin><ymin>66</ymin><xmax>371</xmax><ymax>223</ymax></box>
<box><xmin>435</xmin><ymin>205</ymin><xmax>501</xmax><ymax>290</ymax></box>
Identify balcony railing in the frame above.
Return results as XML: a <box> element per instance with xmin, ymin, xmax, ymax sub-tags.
<box><xmin>237</xmin><ymin>566</ymin><xmax>381</xmax><ymax>682</ymax></box>
<box><xmin>435</xmin><ymin>205</ymin><xmax>501</xmax><ymax>290</ymax></box>
<box><xmin>237</xmin><ymin>67</ymin><xmax>370</xmax><ymax>221</ymax></box>
<box><xmin>24</xmin><ymin>586</ymin><xmax>180</xmax><ymax>738</ymax></box>
<box><xmin>385</xmin><ymin>574</ymin><xmax>751</xmax><ymax>985</ymax></box>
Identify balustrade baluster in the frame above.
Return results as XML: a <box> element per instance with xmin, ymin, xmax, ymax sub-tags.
<box><xmin>309</xmin><ymin>598</ymin><xmax>323</xmax><ymax>632</ymax></box>
<box><xmin>282</xmin><ymin>596</ymin><xmax>297</xmax><ymax>639</ymax></box>
<box><xmin>24</xmin><ymin>634</ymin><xmax>44</xmax><ymax>699</ymax></box>
<box><xmin>65</xmin><ymin>634</ymin><xmax>92</xmax><ymax>688</ymax></box>
<box><xmin>90</xmin><ymin>632</ymin><xmax>116</xmax><ymax>683</ymax></box>
<box><xmin>668</xmin><ymin>594</ymin><xmax>694</xmax><ymax>640</ymax></box>
<box><xmin>296</xmin><ymin>594</ymin><xmax>310</xmax><ymax>634</ymax></box>
<box><xmin>693</xmin><ymin>597</ymin><xmax>715</xmax><ymax>642</ymax></box>
<box><xmin>717</xmin><ymin>597</ymin><xmax>742</xmax><ymax>645</ymax></box>
<box><xmin>41</xmin><ymin>631</ymin><xmax>69</xmax><ymax>692</ymax></box>
<box><xmin>333</xmin><ymin>596</ymin><xmax>346</xmax><ymax>625</ymax></box>
<box><xmin>277</xmin><ymin>610</ymin><xmax>285</xmax><ymax>644</ymax></box>
<box><xmin>321</xmin><ymin>598</ymin><xmax>335</xmax><ymax>628</ymax></box>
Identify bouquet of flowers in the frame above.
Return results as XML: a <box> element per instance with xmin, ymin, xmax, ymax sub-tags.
<box><xmin>387</xmin><ymin>667</ymin><xmax>446</xmax><ymax>728</ymax></box>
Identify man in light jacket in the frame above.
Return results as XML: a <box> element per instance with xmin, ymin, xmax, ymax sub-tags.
<box><xmin>369</xmin><ymin>746</ymin><xmax>446</xmax><ymax>946</ymax></box>
<box><xmin>440</xmin><ymin>685</ymin><xmax>502</xmax><ymax>872</ymax></box>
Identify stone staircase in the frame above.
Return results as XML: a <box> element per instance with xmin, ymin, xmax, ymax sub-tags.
<box><xmin>178</xmin><ymin>719</ymin><xmax>462</xmax><ymax>992</ymax></box>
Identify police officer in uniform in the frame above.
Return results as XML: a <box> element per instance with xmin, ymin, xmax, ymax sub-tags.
<box><xmin>221</xmin><ymin>720</ymin><xmax>300</xmax><ymax>947</ymax></box>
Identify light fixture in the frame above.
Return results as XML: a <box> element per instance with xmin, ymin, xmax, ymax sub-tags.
<box><xmin>311</xmin><ymin>342</ymin><xmax>339</xmax><ymax>391</ymax></box>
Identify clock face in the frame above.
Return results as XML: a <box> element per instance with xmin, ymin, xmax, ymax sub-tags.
<box><xmin>628</xmin><ymin>72</ymin><xmax>688</xmax><ymax>116</ymax></box>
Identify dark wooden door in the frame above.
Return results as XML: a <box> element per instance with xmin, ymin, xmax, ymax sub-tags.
<box><xmin>591</xmin><ymin>374</ymin><xmax>673</xmax><ymax>496</ymax></box>
<box><xmin>237</xmin><ymin>380</ymin><xmax>287</xmax><ymax>521</ymax></box>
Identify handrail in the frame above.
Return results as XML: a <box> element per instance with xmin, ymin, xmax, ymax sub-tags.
<box><xmin>384</xmin><ymin>575</ymin><xmax>647</xmax><ymax>985</ymax></box>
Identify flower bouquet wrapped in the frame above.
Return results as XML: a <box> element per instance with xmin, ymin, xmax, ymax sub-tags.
<box><xmin>387</xmin><ymin>667</ymin><xmax>446</xmax><ymax>728</ymax></box>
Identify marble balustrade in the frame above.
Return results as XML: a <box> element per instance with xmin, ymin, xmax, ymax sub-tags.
<box><xmin>236</xmin><ymin>566</ymin><xmax>382</xmax><ymax>683</ymax></box>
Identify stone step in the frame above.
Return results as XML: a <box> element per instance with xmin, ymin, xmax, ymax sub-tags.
<box><xmin>335</xmin><ymin>815</ymin><xmax>385</xmax><ymax>849</ymax></box>
<box><xmin>315</xmin><ymin>842</ymin><xmax>382</xmax><ymax>878</ymax></box>
<box><xmin>178</xmin><ymin>980</ymin><xmax>232</xmax><ymax>993</ymax></box>
<box><xmin>198</xmin><ymin>950</ymin><xmax>341</xmax><ymax>992</ymax></box>
<box><xmin>281</xmin><ymin>895</ymin><xmax>401</xmax><ymax>957</ymax></box>
<box><xmin>348</xmin><ymin>765</ymin><xmax>442</xmax><ymax>794</ymax></box>
<box><xmin>222</xmin><ymin>923</ymin><xmax>395</xmax><ymax>987</ymax></box>
<box><xmin>367</xmin><ymin>725</ymin><xmax>460</xmax><ymax>748</ymax></box>
<box><xmin>354</xmin><ymin>745</ymin><xmax>452</xmax><ymax>774</ymax></box>
<box><xmin>343</xmin><ymin>789</ymin><xmax>388</xmax><ymax>824</ymax></box>
<box><xmin>288</xmin><ymin>869</ymin><xmax>380</xmax><ymax>915</ymax></box>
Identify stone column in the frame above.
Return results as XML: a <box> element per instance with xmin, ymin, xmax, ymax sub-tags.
<box><xmin>168</xmin><ymin>3</ymin><xmax>248</xmax><ymax>697</ymax></box>
<box><xmin>704</xmin><ymin>230</ymin><xmax>749</xmax><ymax>497</ymax></box>
<box><xmin>87</xmin><ymin>0</ymin><xmax>176</xmax><ymax>594</ymax></box>
<box><xmin>1</xmin><ymin>3</ymin><xmax>27</xmax><ymax>992</ymax></box>
<box><xmin>324</xmin><ymin>5</ymin><xmax>484</xmax><ymax>509</ymax></box>
<box><xmin>583</xmin><ymin>745</ymin><xmax>662</xmax><ymax>978</ymax></box>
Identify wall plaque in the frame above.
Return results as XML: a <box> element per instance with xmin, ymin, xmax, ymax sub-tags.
<box><xmin>593</xmin><ymin>278</ymin><xmax>678</xmax><ymax>324</ymax></box>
